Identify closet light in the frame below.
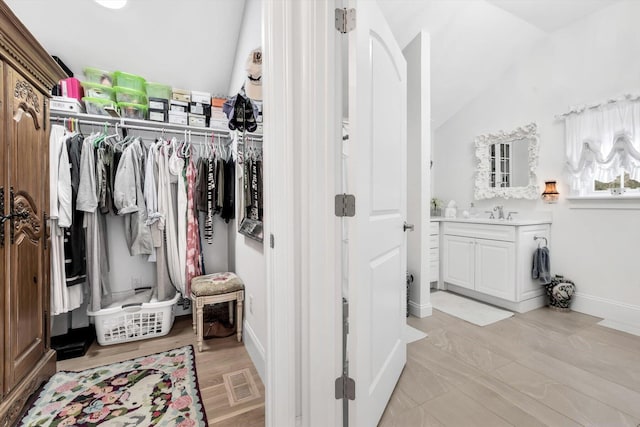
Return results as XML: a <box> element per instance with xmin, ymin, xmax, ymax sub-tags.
<box><xmin>94</xmin><ymin>0</ymin><xmax>127</xmax><ymax>9</ymax></box>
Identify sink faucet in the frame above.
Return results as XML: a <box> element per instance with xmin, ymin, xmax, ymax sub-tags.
<box><xmin>493</xmin><ymin>205</ymin><xmax>505</xmax><ymax>220</ymax></box>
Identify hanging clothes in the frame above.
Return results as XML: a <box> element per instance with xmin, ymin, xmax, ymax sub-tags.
<box><xmin>49</xmin><ymin>125</ymin><xmax>82</xmax><ymax>315</ymax></box>
<box><xmin>169</xmin><ymin>141</ymin><xmax>188</xmax><ymax>290</ymax></box>
<box><xmin>114</xmin><ymin>138</ymin><xmax>153</xmax><ymax>256</ymax></box>
<box><xmin>97</xmin><ymin>145</ymin><xmax>112</xmax><ymax>215</ymax></box>
<box><xmin>158</xmin><ymin>141</ymin><xmax>186</xmax><ymax>295</ymax></box>
<box><xmin>204</xmin><ymin>156</ymin><xmax>215</xmax><ymax>243</ymax></box>
<box><xmin>64</xmin><ymin>134</ymin><xmax>87</xmax><ymax>287</ymax></box>
<box><xmin>185</xmin><ymin>157</ymin><xmax>202</xmax><ymax>294</ymax></box>
<box><xmin>195</xmin><ymin>157</ymin><xmax>207</xmax><ymax>213</ymax></box>
<box><xmin>77</xmin><ymin>134</ymin><xmax>111</xmax><ymax>312</ymax></box>
<box><xmin>221</xmin><ymin>156</ymin><xmax>235</xmax><ymax>222</ymax></box>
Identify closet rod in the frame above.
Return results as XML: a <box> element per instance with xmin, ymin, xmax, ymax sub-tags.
<box><xmin>50</xmin><ymin>116</ymin><xmax>230</xmax><ymax>139</ymax></box>
<box><xmin>238</xmin><ymin>134</ymin><xmax>264</xmax><ymax>142</ymax></box>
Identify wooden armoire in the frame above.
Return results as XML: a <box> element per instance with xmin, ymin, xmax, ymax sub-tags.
<box><xmin>0</xmin><ymin>2</ymin><xmax>66</xmax><ymax>425</ymax></box>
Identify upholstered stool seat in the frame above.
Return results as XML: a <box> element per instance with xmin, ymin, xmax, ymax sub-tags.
<box><xmin>190</xmin><ymin>272</ymin><xmax>244</xmax><ymax>352</ymax></box>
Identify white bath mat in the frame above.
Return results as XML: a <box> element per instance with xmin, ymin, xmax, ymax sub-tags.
<box><xmin>431</xmin><ymin>291</ymin><xmax>513</xmax><ymax>326</ymax></box>
<box><xmin>404</xmin><ymin>324</ymin><xmax>428</xmax><ymax>343</ymax></box>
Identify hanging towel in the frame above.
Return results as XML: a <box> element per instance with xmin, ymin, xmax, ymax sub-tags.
<box><xmin>532</xmin><ymin>247</ymin><xmax>551</xmax><ymax>284</ymax></box>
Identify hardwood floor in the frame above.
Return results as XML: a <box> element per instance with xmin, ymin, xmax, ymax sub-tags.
<box><xmin>56</xmin><ymin>308</ymin><xmax>640</xmax><ymax>426</ymax></box>
<box><xmin>56</xmin><ymin>315</ymin><xmax>265</xmax><ymax>426</ymax></box>
<box><xmin>380</xmin><ymin>308</ymin><xmax>640</xmax><ymax>427</ymax></box>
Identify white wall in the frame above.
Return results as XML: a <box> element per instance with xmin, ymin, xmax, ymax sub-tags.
<box><xmin>403</xmin><ymin>32</ymin><xmax>432</xmax><ymax>318</ymax></box>
<box><xmin>6</xmin><ymin>0</ymin><xmax>245</xmax><ymax>95</ymax></box>
<box><xmin>434</xmin><ymin>0</ymin><xmax>640</xmax><ymax>327</ymax></box>
<box><xmin>228</xmin><ymin>0</ymin><xmax>263</xmax><ymax>95</ymax></box>
<box><xmin>227</xmin><ymin>0</ymin><xmax>267</xmax><ymax>381</ymax></box>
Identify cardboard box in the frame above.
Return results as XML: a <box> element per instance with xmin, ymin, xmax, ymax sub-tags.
<box><xmin>188</xmin><ymin>113</ymin><xmax>208</xmax><ymax>127</ymax></box>
<box><xmin>148</xmin><ymin>109</ymin><xmax>168</xmax><ymax>123</ymax></box>
<box><xmin>191</xmin><ymin>90</ymin><xmax>211</xmax><ymax>104</ymax></box>
<box><xmin>189</xmin><ymin>102</ymin><xmax>211</xmax><ymax>116</ymax></box>
<box><xmin>168</xmin><ymin>110</ymin><xmax>188</xmax><ymax>125</ymax></box>
<box><xmin>210</xmin><ymin>110</ymin><xmax>227</xmax><ymax>121</ymax></box>
<box><xmin>51</xmin><ymin>96</ymin><xmax>85</xmax><ymax>113</ymax></box>
<box><xmin>170</xmin><ymin>100</ymin><xmax>189</xmax><ymax>113</ymax></box>
<box><xmin>211</xmin><ymin>97</ymin><xmax>226</xmax><ymax>108</ymax></box>
<box><xmin>148</xmin><ymin>97</ymin><xmax>169</xmax><ymax>111</ymax></box>
<box><xmin>172</xmin><ymin>88</ymin><xmax>191</xmax><ymax>103</ymax></box>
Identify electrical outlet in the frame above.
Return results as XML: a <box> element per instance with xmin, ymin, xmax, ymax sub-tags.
<box><xmin>249</xmin><ymin>294</ymin><xmax>254</xmax><ymax>314</ymax></box>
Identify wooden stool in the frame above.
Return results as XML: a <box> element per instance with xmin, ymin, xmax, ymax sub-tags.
<box><xmin>190</xmin><ymin>272</ymin><xmax>244</xmax><ymax>352</ymax></box>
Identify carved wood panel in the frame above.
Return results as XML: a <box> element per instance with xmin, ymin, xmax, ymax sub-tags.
<box><xmin>5</xmin><ymin>65</ymin><xmax>46</xmax><ymax>391</ymax></box>
<box><xmin>0</xmin><ymin>3</ymin><xmax>63</xmax><ymax>420</ymax></box>
<box><xmin>0</xmin><ymin>59</ymin><xmax>5</xmax><ymax>400</ymax></box>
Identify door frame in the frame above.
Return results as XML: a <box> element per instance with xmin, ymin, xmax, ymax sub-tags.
<box><xmin>263</xmin><ymin>1</ymin><xmax>342</xmax><ymax>426</ymax></box>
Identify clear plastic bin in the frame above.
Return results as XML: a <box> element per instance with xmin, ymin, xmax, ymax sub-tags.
<box><xmin>113</xmin><ymin>71</ymin><xmax>146</xmax><ymax>92</ymax></box>
<box><xmin>83</xmin><ymin>67</ymin><xmax>114</xmax><ymax>87</ymax></box>
<box><xmin>83</xmin><ymin>97</ymin><xmax>117</xmax><ymax>116</ymax></box>
<box><xmin>114</xmin><ymin>86</ymin><xmax>147</xmax><ymax>105</ymax></box>
<box><xmin>145</xmin><ymin>82</ymin><xmax>172</xmax><ymax>100</ymax></box>
<box><xmin>81</xmin><ymin>82</ymin><xmax>115</xmax><ymax>100</ymax></box>
<box><xmin>118</xmin><ymin>102</ymin><xmax>147</xmax><ymax>120</ymax></box>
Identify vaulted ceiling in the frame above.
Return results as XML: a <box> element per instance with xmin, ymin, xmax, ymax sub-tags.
<box><xmin>5</xmin><ymin>0</ymin><xmax>621</xmax><ymax>129</ymax></box>
<box><xmin>378</xmin><ymin>0</ymin><xmax>621</xmax><ymax>128</ymax></box>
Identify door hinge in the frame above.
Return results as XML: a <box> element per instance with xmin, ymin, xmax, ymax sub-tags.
<box><xmin>335</xmin><ymin>374</ymin><xmax>356</xmax><ymax>400</ymax></box>
<box><xmin>335</xmin><ymin>194</ymin><xmax>356</xmax><ymax>217</ymax></box>
<box><xmin>335</xmin><ymin>8</ymin><xmax>356</xmax><ymax>33</ymax></box>
<box><xmin>269</xmin><ymin>233</ymin><xmax>274</xmax><ymax>248</ymax></box>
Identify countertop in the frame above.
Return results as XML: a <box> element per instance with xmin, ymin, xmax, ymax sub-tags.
<box><xmin>430</xmin><ymin>217</ymin><xmax>552</xmax><ymax>226</ymax></box>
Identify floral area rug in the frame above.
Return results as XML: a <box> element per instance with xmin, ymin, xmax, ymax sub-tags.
<box><xmin>19</xmin><ymin>345</ymin><xmax>207</xmax><ymax>426</ymax></box>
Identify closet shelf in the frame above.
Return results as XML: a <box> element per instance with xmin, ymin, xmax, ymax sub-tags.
<box><xmin>50</xmin><ymin>110</ymin><xmax>260</xmax><ymax>139</ymax></box>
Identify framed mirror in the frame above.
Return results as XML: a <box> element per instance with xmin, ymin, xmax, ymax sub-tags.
<box><xmin>474</xmin><ymin>122</ymin><xmax>539</xmax><ymax>199</ymax></box>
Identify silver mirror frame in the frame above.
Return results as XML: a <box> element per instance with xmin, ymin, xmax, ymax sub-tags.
<box><xmin>474</xmin><ymin>122</ymin><xmax>539</xmax><ymax>200</ymax></box>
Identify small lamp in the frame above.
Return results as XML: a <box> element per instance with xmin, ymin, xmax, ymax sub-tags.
<box><xmin>541</xmin><ymin>181</ymin><xmax>559</xmax><ymax>203</ymax></box>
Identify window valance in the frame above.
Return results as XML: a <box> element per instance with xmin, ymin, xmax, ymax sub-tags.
<box><xmin>564</xmin><ymin>96</ymin><xmax>640</xmax><ymax>192</ymax></box>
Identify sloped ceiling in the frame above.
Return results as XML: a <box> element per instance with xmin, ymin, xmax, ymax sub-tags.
<box><xmin>5</xmin><ymin>0</ymin><xmax>620</xmax><ymax>128</ymax></box>
<box><xmin>5</xmin><ymin>0</ymin><xmax>246</xmax><ymax>96</ymax></box>
<box><xmin>378</xmin><ymin>0</ymin><xmax>620</xmax><ymax>129</ymax></box>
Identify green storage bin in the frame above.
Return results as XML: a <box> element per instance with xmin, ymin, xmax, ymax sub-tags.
<box><xmin>113</xmin><ymin>71</ymin><xmax>146</xmax><ymax>92</ymax></box>
<box><xmin>145</xmin><ymin>82</ymin><xmax>172</xmax><ymax>100</ymax></box>
<box><xmin>81</xmin><ymin>82</ymin><xmax>115</xmax><ymax>100</ymax></box>
<box><xmin>118</xmin><ymin>102</ymin><xmax>147</xmax><ymax>120</ymax></box>
<box><xmin>114</xmin><ymin>86</ymin><xmax>147</xmax><ymax>105</ymax></box>
<box><xmin>83</xmin><ymin>97</ymin><xmax>117</xmax><ymax>116</ymax></box>
<box><xmin>83</xmin><ymin>67</ymin><xmax>114</xmax><ymax>87</ymax></box>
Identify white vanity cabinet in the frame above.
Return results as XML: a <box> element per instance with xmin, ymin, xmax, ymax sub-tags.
<box><xmin>441</xmin><ymin>220</ymin><xmax>550</xmax><ymax>313</ymax></box>
<box><xmin>429</xmin><ymin>221</ymin><xmax>440</xmax><ymax>283</ymax></box>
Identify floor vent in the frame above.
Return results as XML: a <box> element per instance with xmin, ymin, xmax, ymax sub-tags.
<box><xmin>223</xmin><ymin>368</ymin><xmax>260</xmax><ymax>406</ymax></box>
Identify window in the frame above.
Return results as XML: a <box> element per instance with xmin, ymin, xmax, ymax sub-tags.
<box><xmin>594</xmin><ymin>171</ymin><xmax>640</xmax><ymax>193</ymax></box>
<box><xmin>564</xmin><ymin>97</ymin><xmax>640</xmax><ymax>197</ymax></box>
<box><xmin>489</xmin><ymin>142</ymin><xmax>511</xmax><ymax>188</ymax></box>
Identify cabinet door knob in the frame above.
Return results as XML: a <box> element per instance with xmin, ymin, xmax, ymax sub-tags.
<box><xmin>403</xmin><ymin>222</ymin><xmax>414</xmax><ymax>232</ymax></box>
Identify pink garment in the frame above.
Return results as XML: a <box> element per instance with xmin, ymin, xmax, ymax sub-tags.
<box><xmin>185</xmin><ymin>158</ymin><xmax>202</xmax><ymax>295</ymax></box>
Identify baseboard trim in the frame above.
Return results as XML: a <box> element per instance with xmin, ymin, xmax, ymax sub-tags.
<box><xmin>598</xmin><ymin>319</ymin><xmax>640</xmax><ymax>337</ymax></box>
<box><xmin>409</xmin><ymin>300</ymin><xmax>432</xmax><ymax>318</ymax></box>
<box><xmin>243</xmin><ymin>320</ymin><xmax>266</xmax><ymax>383</ymax></box>
<box><xmin>445</xmin><ymin>284</ymin><xmax>545</xmax><ymax>313</ymax></box>
<box><xmin>572</xmin><ymin>292</ymin><xmax>640</xmax><ymax>328</ymax></box>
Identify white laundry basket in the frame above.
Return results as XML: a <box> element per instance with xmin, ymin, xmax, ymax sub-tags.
<box><xmin>88</xmin><ymin>292</ymin><xmax>181</xmax><ymax>346</ymax></box>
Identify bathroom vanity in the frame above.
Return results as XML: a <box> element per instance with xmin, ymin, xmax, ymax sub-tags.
<box><xmin>435</xmin><ymin>218</ymin><xmax>551</xmax><ymax>313</ymax></box>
